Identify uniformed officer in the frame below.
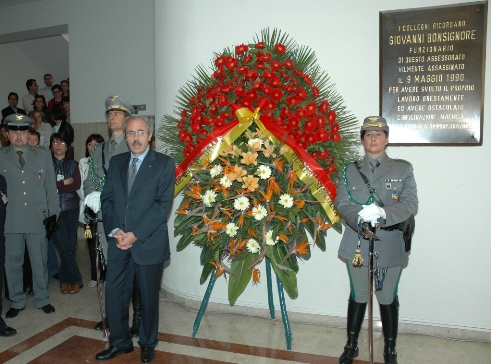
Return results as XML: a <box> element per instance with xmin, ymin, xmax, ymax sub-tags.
<box><xmin>0</xmin><ymin>114</ymin><xmax>60</xmax><ymax>318</ymax></box>
<box><xmin>334</xmin><ymin>116</ymin><xmax>418</xmax><ymax>364</ymax></box>
<box><xmin>83</xmin><ymin>96</ymin><xmax>142</xmax><ymax>336</ymax></box>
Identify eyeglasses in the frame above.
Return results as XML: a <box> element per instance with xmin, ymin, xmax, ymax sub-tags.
<box><xmin>53</xmin><ymin>90</ymin><xmax>61</xmax><ymax>94</ymax></box>
<box><xmin>52</xmin><ymin>141</ymin><xmax>66</xmax><ymax>145</ymax></box>
<box><xmin>126</xmin><ymin>130</ymin><xmax>148</xmax><ymax>138</ymax></box>
<box><xmin>364</xmin><ymin>132</ymin><xmax>385</xmax><ymax>140</ymax></box>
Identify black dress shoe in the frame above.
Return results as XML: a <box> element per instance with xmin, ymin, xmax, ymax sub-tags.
<box><xmin>0</xmin><ymin>326</ymin><xmax>17</xmax><ymax>337</ymax></box>
<box><xmin>6</xmin><ymin>308</ymin><xmax>24</xmax><ymax>318</ymax></box>
<box><xmin>140</xmin><ymin>346</ymin><xmax>155</xmax><ymax>363</ymax></box>
<box><xmin>95</xmin><ymin>345</ymin><xmax>133</xmax><ymax>361</ymax></box>
<box><xmin>94</xmin><ymin>320</ymin><xmax>109</xmax><ymax>331</ymax></box>
<box><xmin>41</xmin><ymin>304</ymin><xmax>55</xmax><ymax>314</ymax></box>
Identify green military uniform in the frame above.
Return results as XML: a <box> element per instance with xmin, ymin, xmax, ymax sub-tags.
<box><xmin>0</xmin><ymin>144</ymin><xmax>60</xmax><ymax>309</ymax></box>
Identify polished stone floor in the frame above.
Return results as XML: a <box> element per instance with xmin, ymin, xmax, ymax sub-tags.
<box><xmin>0</xmin><ymin>241</ymin><xmax>489</xmax><ymax>363</ymax></box>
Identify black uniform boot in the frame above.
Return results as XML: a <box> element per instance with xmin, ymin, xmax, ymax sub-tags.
<box><xmin>380</xmin><ymin>296</ymin><xmax>399</xmax><ymax>364</ymax></box>
<box><xmin>339</xmin><ymin>294</ymin><xmax>367</xmax><ymax>364</ymax></box>
<box><xmin>130</xmin><ymin>275</ymin><xmax>142</xmax><ymax>338</ymax></box>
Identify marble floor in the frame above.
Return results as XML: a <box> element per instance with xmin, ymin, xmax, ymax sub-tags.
<box><xmin>0</xmin><ymin>241</ymin><xmax>489</xmax><ymax>364</ymax></box>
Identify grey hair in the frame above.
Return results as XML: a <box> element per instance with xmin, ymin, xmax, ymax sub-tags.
<box><xmin>123</xmin><ymin>115</ymin><xmax>154</xmax><ymax>135</ymax></box>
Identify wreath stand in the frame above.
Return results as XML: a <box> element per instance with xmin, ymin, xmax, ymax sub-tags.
<box><xmin>192</xmin><ymin>257</ymin><xmax>292</xmax><ymax>350</ymax></box>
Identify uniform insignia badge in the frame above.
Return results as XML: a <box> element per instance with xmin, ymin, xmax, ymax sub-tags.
<box><xmin>1</xmin><ymin>192</ymin><xmax>7</xmax><ymax>204</ymax></box>
<box><xmin>392</xmin><ymin>192</ymin><xmax>398</xmax><ymax>200</ymax></box>
<box><xmin>385</xmin><ymin>183</ymin><xmax>391</xmax><ymax>189</ymax></box>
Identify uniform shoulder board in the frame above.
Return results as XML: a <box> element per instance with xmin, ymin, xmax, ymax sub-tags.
<box><xmin>391</xmin><ymin>158</ymin><xmax>411</xmax><ymax>165</ymax></box>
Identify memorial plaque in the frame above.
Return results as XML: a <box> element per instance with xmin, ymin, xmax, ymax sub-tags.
<box><xmin>380</xmin><ymin>2</ymin><xmax>487</xmax><ymax>145</ymax></box>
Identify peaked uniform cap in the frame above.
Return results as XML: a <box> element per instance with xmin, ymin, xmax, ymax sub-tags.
<box><xmin>105</xmin><ymin>95</ymin><xmax>134</xmax><ymax>115</ymax></box>
<box><xmin>5</xmin><ymin>113</ymin><xmax>31</xmax><ymax>130</ymax></box>
<box><xmin>361</xmin><ymin>115</ymin><xmax>389</xmax><ymax>134</ymax></box>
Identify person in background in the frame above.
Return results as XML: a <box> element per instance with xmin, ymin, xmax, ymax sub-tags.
<box><xmin>84</xmin><ymin>95</ymin><xmax>142</xmax><ymax>336</ymax></box>
<box><xmin>2</xmin><ymin>93</ymin><xmax>26</xmax><ymax>123</ymax></box>
<box><xmin>1</xmin><ymin>114</ymin><xmax>59</xmax><ymax>318</ymax></box>
<box><xmin>29</xmin><ymin>111</ymin><xmax>52</xmax><ymax>148</ymax></box>
<box><xmin>22</xmin><ymin>79</ymin><xmax>38</xmax><ymax>114</ymax></box>
<box><xmin>77</xmin><ymin>134</ymin><xmax>105</xmax><ymax>288</ymax></box>
<box><xmin>334</xmin><ymin>116</ymin><xmax>418</xmax><ymax>364</ymax></box>
<box><xmin>61</xmin><ymin>80</ymin><xmax>70</xmax><ymax>98</ymax></box>
<box><xmin>0</xmin><ymin>125</ymin><xmax>9</xmax><ymax>148</ymax></box>
<box><xmin>62</xmin><ymin>97</ymin><xmax>71</xmax><ymax>124</ymax></box>
<box><xmin>50</xmin><ymin>133</ymin><xmax>82</xmax><ymax>294</ymax></box>
<box><xmin>51</xmin><ymin>109</ymin><xmax>74</xmax><ymax>147</ymax></box>
<box><xmin>32</xmin><ymin>95</ymin><xmax>53</xmax><ymax>127</ymax></box>
<box><xmin>48</xmin><ymin>85</ymin><xmax>64</xmax><ymax>114</ymax></box>
<box><xmin>28</xmin><ymin>129</ymin><xmax>40</xmax><ymax>147</ymax></box>
<box><xmin>0</xmin><ymin>174</ymin><xmax>17</xmax><ymax>337</ymax></box>
<box><xmin>38</xmin><ymin>74</ymin><xmax>55</xmax><ymax>103</ymax></box>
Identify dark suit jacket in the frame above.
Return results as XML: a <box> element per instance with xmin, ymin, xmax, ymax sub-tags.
<box><xmin>1</xmin><ymin>106</ymin><xmax>26</xmax><ymax>122</ymax></box>
<box><xmin>0</xmin><ymin>175</ymin><xmax>6</xmax><ymax>264</ymax></box>
<box><xmin>101</xmin><ymin>149</ymin><xmax>175</xmax><ymax>265</ymax></box>
<box><xmin>57</xmin><ymin>120</ymin><xmax>74</xmax><ymax>146</ymax></box>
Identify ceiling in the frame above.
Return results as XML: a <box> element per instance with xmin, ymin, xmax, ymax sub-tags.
<box><xmin>0</xmin><ymin>0</ymin><xmax>45</xmax><ymax>8</ymax></box>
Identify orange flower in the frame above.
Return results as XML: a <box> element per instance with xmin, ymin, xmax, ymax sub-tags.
<box><xmin>273</xmin><ymin>157</ymin><xmax>284</xmax><ymax>172</ymax></box>
<box><xmin>222</xmin><ymin>144</ymin><xmax>240</xmax><ymax>156</ymax></box>
<box><xmin>228</xmin><ymin>165</ymin><xmax>247</xmax><ymax>182</ymax></box>
<box><xmin>247</xmin><ymin>228</ymin><xmax>258</xmax><ymax>238</ymax></box>
<box><xmin>262</xmin><ymin>140</ymin><xmax>276</xmax><ymax>158</ymax></box>
<box><xmin>186</xmin><ymin>183</ymin><xmax>202</xmax><ymax>199</ymax></box>
<box><xmin>176</xmin><ymin>200</ymin><xmax>190</xmax><ymax>215</ymax></box>
<box><xmin>240</xmin><ymin>151</ymin><xmax>258</xmax><ymax>166</ymax></box>
<box><xmin>268</xmin><ymin>178</ymin><xmax>281</xmax><ymax>195</ymax></box>
<box><xmin>294</xmin><ymin>199</ymin><xmax>305</xmax><ymax>209</ymax></box>
<box><xmin>252</xmin><ymin>268</ymin><xmax>261</xmax><ymax>285</ymax></box>
<box><xmin>288</xmin><ymin>170</ymin><xmax>297</xmax><ymax>189</ymax></box>
<box><xmin>242</xmin><ymin>175</ymin><xmax>259</xmax><ymax>192</ymax></box>
<box><xmin>210</xmin><ymin>261</ymin><xmax>224</xmax><ymax>278</ymax></box>
<box><xmin>296</xmin><ymin>242</ymin><xmax>310</xmax><ymax>255</ymax></box>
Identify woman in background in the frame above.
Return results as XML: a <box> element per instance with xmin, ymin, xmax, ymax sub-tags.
<box><xmin>50</xmin><ymin>133</ymin><xmax>83</xmax><ymax>294</ymax></box>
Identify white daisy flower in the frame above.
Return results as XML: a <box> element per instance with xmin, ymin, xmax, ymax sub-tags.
<box><xmin>248</xmin><ymin>138</ymin><xmax>263</xmax><ymax>147</ymax></box>
<box><xmin>225</xmin><ymin>222</ymin><xmax>239</xmax><ymax>237</ymax></box>
<box><xmin>202</xmin><ymin>190</ymin><xmax>217</xmax><ymax>207</ymax></box>
<box><xmin>220</xmin><ymin>175</ymin><xmax>232</xmax><ymax>188</ymax></box>
<box><xmin>210</xmin><ymin>165</ymin><xmax>223</xmax><ymax>178</ymax></box>
<box><xmin>278</xmin><ymin>193</ymin><xmax>294</xmax><ymax>208</ymax></box>
<box><xmin>265</xmin><ymin>230</ymin><xmax>279</xmax><ymax>246</ymax></box>
<box><xmin>246</xmin><ymin>239</ymin><xmax>261</xmax><ymax>253</ymax></box>
<box><xmin>234</xmin><ymin>196</ymin><xmax>250</xmax><ymax>211</ymax></box>
<box><xmin>252</xmin><ymin>204</ymin><xmax>267</xmax><ymax>221</ymax></box>
<box><xmin>256</xmin><ymin>165</ymin><xmax>272</xmax><ymax>180</ymax></box>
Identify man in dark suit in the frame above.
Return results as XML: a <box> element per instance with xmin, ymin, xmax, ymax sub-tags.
<box><xmin>1</xmin><ymin>93</ymin><xmax>26</xmax><ymax>123</ymax></box>
<box><xmin>96</xmin><ymin>115</ymin><xmax>175</xmax><ymax>363</ymax></box>
<box><xmin>0</xmin><ymin>175</ymin><xmax>16</xmax><ymax>336</ymax></box>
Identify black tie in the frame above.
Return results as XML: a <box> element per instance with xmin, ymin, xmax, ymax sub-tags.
<box><xmin>370</xmin><ymin>160</ymin><xmax>380</xmax><ymax>173</ymax></box>
<box><xmin>17</xmin><ymin>151</ymin><xmax>25</xmax><ymax>169</ymax></box>
<box><xmin>128</xmin><ymin>157</ymin><xmax>138</xmax><ymax>192</ymax></box>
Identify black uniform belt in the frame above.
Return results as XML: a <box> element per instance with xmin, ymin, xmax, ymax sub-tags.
<box><xmin>380</xmin><ymin>223</ymin><xmax>404</xmax><ymax>231</ymax></box>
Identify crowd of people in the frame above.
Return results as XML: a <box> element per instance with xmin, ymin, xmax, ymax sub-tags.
<box><xmin>0</xmin><ymin>89</ymin><xmax>171</xmax><ymax>364</ymax></box>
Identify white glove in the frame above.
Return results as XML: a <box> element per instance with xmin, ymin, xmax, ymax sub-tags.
<box><xmin>358</xmin><ymin>204</ymin><xmax>386</xmax><ymax>221</ymax></box>
<box><xmin>84</xmin><ymin>191</ymin><xmax>101</xmax><ymax>213</ymax></box>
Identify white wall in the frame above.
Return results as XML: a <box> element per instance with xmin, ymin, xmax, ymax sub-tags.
<box><xmin>0</xmin><ymin>0</ymin><xmax>488</xmax><ymax>335</ymax></box>
<box><xmin>0</xmin><ymin>0</ymin><xmax>155</xmax><ymax>125</ymax></box>
<box><xmin>155</xmin><ymin>0</ymin><xmax>491</xmax><ymax>334</ymax></box>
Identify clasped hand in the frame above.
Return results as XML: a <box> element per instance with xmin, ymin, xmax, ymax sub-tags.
<box><xmin>358</xmin><ymin>204</ymin><xmax>386</xmax><ymax>227</ymax></box>
<box><xmin>114</xmin><ymin>229</ymin><xmax>137</xmax><ymax>250</ymax></box>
